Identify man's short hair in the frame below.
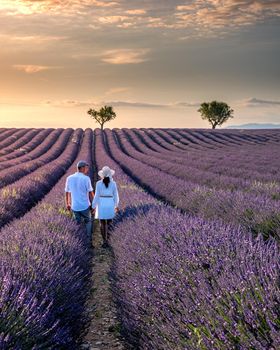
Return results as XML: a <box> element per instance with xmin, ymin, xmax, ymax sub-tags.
<box><xmin>77</xmin><ymin>160</ymin><xmax>89</xmax><ymax>169</ymax></box>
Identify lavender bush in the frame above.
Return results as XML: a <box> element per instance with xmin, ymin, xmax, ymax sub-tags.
<box><xmin>0</xmin><ymin>129</ymin><xmax>73</xmax><ymax>188</ymax></box>
<box><xmin>0</xmin><ymin>129</ymin><xmax>82</xmax><ymax>229</ymax></box>
<box><xmin>132</xmin><ymin>128</ymin><xmax>280</xmax><ymax>180</ymax></box>
<box><xmin>118</xmin><ymin>129</ymin><xmax>280</xmax><ymax>197</ymax></box>
<box><xmin>0</xmin><ymin>129</ymin><xmax>34</xmax><ymax>152</ymax></box>
<box><xmin>93</xmin><ymin>128</ymin><xmax>280</xmax><ymax>350</ymax></box>
<box><xmin>0</xmin><ymin>128</ymin><xmax>93</xmax><ymax>348</ymax></box>
<box><xmin>0</xmin><ymin>129</ymin><xmax>53</xmax><ymax>163</ymax></box>
<box><xmin>0</xmin><ymin>127</ymin><xmax>279</xmax><ymax>350</ymax></box>
<box><xmin>0</xmin><ymin>129</ymin><xmax>61</xmax><ymax>169</ymax></box>
<box><xmin>104</xmin><ymin>129</ymin><xmax>280</xmax><ymax>240</ymax></box>
<box><xmin>112</xmin><ymin>207</ymin><xmax>280</xmax><ymax>350</ymax></box>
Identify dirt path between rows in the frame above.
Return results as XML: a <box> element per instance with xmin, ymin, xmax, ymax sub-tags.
<box><xmin>80</xmin><ymin>221</ymin><xmax>129</xmax><ymax>350</ymax></box>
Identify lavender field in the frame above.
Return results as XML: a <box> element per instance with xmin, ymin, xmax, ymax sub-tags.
<box><xmin>0</xmin><ymin>127</ymin><xmax>280</xmax><ymax>350</ymax></box>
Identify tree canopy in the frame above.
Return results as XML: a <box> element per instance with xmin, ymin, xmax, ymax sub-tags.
<box><xmin>87</xmin><ymin>105</ymin><xmax>116</xmax><ymax>130</ymax></box>
<box><xmin>198</xmin><ymin>101</ymin><xmax>234</xmax><ymax>129</ymax></box>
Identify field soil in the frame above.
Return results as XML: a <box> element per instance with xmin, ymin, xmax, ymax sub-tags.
<box><xmin>80</xmin><ymin>220</ymin><xmax>129</xmax><ymax>350</ymax></box>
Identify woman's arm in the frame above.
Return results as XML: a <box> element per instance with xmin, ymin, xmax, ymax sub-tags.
<box><xmin>113</xmin><ymin>182</ymin><xmax>119</xmax><ymax>208</ymax></box>
<box><xmin>91</xmin><ymin>182</ymin><xmax>100</xmax><ymax>209</ymax></box>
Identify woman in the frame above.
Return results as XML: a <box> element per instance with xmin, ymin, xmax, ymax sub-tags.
<box><xmin>92</xmin><ymin>165</ymin><xmax>119</xmax><ymax>248</ymax></box>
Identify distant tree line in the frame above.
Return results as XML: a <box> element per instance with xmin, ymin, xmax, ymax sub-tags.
<box><xmin>87</xmin><ymin>100</ymin><xmax>234</xmax><ymax>129</ymax></box>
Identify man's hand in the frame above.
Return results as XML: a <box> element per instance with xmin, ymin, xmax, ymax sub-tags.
<box><xmin>115</xmin><ymin>207</ymin><xmax>119</xmax><ymax>213</ymax></box>
<box><xmin>90</xmin><ymin>207</ymin><xmax>95</xmax><ymax>215</ymax></box>
<box><xmin>65</xmin><ymin>192</ymin><xmax>72</xmax><ymax>211</ymax></box>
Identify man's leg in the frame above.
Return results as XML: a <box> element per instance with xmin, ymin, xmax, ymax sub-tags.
<box><xmin>72</xmin><ymin>210</ymin><xmax>82</xmax><ymax>224</ymax></box>
<box><xmin>80</xmin><ymin>208</ymin><xmax>93</xmax><ymax>240</ymax></box>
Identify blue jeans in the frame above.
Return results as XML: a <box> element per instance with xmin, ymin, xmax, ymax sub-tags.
<box><xmin>72</xmin><ymin>207</ymin><xmax>93</xmax><ymax>240</ymax></box>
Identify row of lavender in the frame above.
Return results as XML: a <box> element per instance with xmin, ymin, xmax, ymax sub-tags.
<box><xmin>0</xmin><ymin>129</ymin><xmax>72</xmax><ymax>189</ymax></box>
<box><xmin>0</xmin><ymin>129</ymin><xmax>94</xmax><ymax>348</ymax></box>
<box><xmin>0</xmin><ymin>129</ymin><xmax>60</xmax><ymax>168</ymax></box>
<box><xmin>0</xmin><ymin>129</ymin><xmax>32</xmax><ymax>149</ymax></box>
<box><xmin>0</xmin><ymin>129</ymin><xmax>82</xmax><ymax>229</ymax></box>
<box><xmin>136</xmin><ymin>128</ymin><xmax>280</xmax><ymax>154</ymax></box>
<box><xmin>0</xmin><ymin>129</ymin><xmax>44</xmax><ymax>158</ymax></box>
<box><xmin>116</xmin><ymin>128</ymin><xmax>280</xmax><ymax>196</ymax></box>
<box><xmin>132</xmin><ymin>128</ymin><xmax>280</xmax><ymax>179</ymax></box>
<box><xmin>123</xmin><ymin>130</ymin><xmax>280</xmax><ymax>202</ymax></box>
<box><xmin>0</xmin><ymin>129</ymin><xmax>40</xmax><ymax>154</ymax></box>
<box><xmin>104</xmin><ymin>129</ymin><xmax>280</xmax><ymax>240</ymax></box>
<box><xmin>94</xmin><ymin>129</ymin><xmax>280</xmax><ymax>350</ymax></box>
<box><xmin>153</xmin><ymin>128</ymin><xmax>280</xmax><ymax>148</ymax></box>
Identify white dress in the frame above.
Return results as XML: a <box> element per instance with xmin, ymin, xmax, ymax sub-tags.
<box><xmin>92</xmin><ymin>180</ymin><xmax>119</xmax><ymax>219</ymax></box>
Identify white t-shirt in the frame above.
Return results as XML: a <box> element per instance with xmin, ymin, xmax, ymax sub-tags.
<box><xmin>65</xmin><ymin>172</ymin><xmax>93</xmax><ymax>211</ymax></box>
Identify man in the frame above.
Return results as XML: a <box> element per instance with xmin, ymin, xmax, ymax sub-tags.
<box><xmin>65</xmin><ymin>160</ymin><xmax>95</xmax><ymax>244</ymax></box>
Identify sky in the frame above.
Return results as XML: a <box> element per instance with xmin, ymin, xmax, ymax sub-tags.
<box><xmin>0</xmin><ymin>0</ymin><xmax>280</xmax><ymax>129</ymax></box>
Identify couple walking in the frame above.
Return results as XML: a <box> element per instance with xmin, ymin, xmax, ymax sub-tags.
<box><xmin>65</xmin><ymin>160</ymin><xmax>119</xmax><ymax>248</ymax></box>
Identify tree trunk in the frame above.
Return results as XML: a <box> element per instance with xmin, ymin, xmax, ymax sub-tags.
<box><xmin>100</xmin><ymin>123</ymin><xmax>104</xmax><ymax>131</ymax></box>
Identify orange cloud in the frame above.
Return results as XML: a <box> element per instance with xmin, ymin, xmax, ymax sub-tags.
<box><xmin>0</xmin><ymin>0</ymin><xmax>119</xmax><ymax>16</ymax></box>
<box><xmin>101</xmin><ymin>49</ymin><xmax>150</xmax><ymax>64</ymax></box>
<box><xmin>175</xmin><ymin>0</ymin><xmax>280</xmax><ymax>33</ymax></box>
<box><xmin>125</xmin><ymin>9</ymin><xmax>147</xmax><ymax>15</ymax></box>
<box><xmin>98</xmin><ymin>15</ymin><xmax>129</xmax><ymax>24</ymax></box>
<box><xmin>13</xmin><ymin>65</ymin><xmax>56</xmax><ymax>73</ymax></box>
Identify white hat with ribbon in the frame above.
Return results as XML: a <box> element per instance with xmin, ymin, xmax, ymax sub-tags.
<box><xmin>98</xmin><ymin>165</ymin><xmax>115</xmax><ymax>178</ymax></box>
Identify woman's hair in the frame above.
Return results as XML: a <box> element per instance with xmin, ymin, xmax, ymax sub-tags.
<box><xmin>103</xmin><ymin>176</ymin><xmax>110</xmax><ymax>188</ymax></box>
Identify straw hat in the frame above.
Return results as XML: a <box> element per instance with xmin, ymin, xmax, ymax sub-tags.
<box><xmin>98</xmin><ymin>165</ymin><xmax>115</xmax><ymax>178</ymax></box>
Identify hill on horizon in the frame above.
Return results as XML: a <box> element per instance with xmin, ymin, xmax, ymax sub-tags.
<box><xmin>226</xmin><ymin>123</ymin><xmax>280</xmax><ymax>129</ymax></box>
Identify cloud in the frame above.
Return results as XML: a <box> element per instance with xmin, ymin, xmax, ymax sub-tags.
<box><xmin>1</xmin><ymin>0</ymin><xmax>279</xmax><ymax>40</ymax></box>
<box><xmin>125</xmin><ymin>9</ymin><xmax>147</xmax><ymax>15</ymax></box>
<box><xmin>240</xmin><ymin>97</ymin><xmax>280</xmax><ymax>107</ymax></box>
<box><xmin>43</xmin><ymin>99</ymin><xmax>95</xmax><ymax>107</ymax></box>
<box><xmin>174</xmin><ymin>0</ymin><xmax>280</xmax><ymax>33</ymax></box>
<box><xmin>104</xmin><ymin>87</ymin><xmax>130</xmax><ymax>95</ymax></box>
<box><xmin>13</xmin><ymin>64</ymin><xmax>56</xmax><ymax>73</ymax></box>
<box><xmin>92</xmin><ymin>0</ymin><xmax>119</xmax><ymax>7</ymax></box>
<box><xmin>98</xmin><ymin>15</ymin><xmax>129</xmax><ymax>24</ymax></box>
<box><xmin>0</xmin><ymin>0</ymin><xmax>119</xmax><ymax>17</ymax></box>
<box><xmin>107</xmin><ymin>101</ymin><xmax>200</xmax><ymax>108</ymax></box>
<box><xmin>106</xmin><ymin>101</ymin><xmax>168</xmax><ymax>108</ymax></box>
<box><xmin>0</xmin><ymin>34</ymin><xmax>66</xmax><ymax>43</ymax></box>
<box><xmin>71</xmin><ymin>48</ymin><xmax>149</xmax><ymax>64</ymax></box>
<box><xmin>101</xmin><ymin>48</ymin><xmax>150</xmax><ymax>64</ymax></box>
<box><xmin>43</xmin><ymin>98</ymin><xmax>201</xmax><ymax>109</ymax></box>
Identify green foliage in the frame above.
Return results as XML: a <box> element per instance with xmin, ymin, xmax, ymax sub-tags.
<box><xmin>87</xmin><ymin>105</ymin><xmax>116</xmax><ymax>130</ymax></box>
<box><xmin>252</xmin><ymin>214</ymin><xmax>280</xmax><ymax>241</ymax></box>
<box><xmin>198</xmin><ymin>101</ymin><xmax>234</xmax><ymax>129</ymax></box>
<box><xmin>242</xmin><ymin>209</ymin><xmax>280</xmax><ymax>241</ymax></box>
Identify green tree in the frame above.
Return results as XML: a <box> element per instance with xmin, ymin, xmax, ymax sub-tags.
<box><xmin>198</xmin><ymin>101</ymin><xmax>234</xmax><ymax>129</ymax></box>
<box><xmin>87</xmin><ymin>105</ymin><xmax>116</xmax><ymax>130</ymax></box>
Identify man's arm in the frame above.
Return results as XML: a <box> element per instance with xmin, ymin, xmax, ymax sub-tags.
<box><xmin>89</xmin><ymin>191</ymin><xmax>94</xmax><ymax>206</ymax></box>
<box><xmin>65</xmin><ymin>177</ymin><xmax>71</xmax><ymax>210</ymax></box>
<box><xmin>65</xmin><ymin>192</ymin><xmax>72</xmax><ymax>211</ymax></box>
<box><xmin>87</xmin><ymin>177</ymin><xmax>94</xmax><ymax>210</ymax></box>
